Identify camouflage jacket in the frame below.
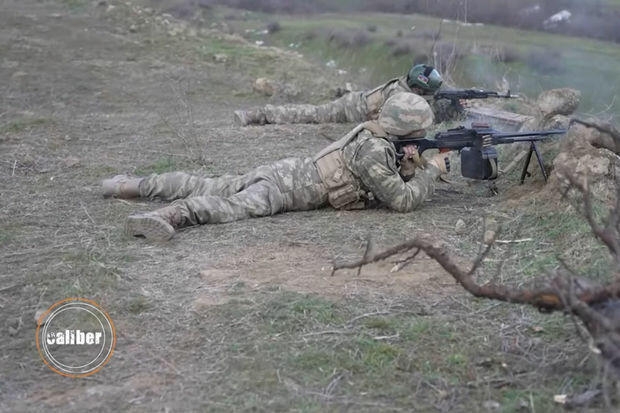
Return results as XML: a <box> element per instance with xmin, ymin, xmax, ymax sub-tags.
<box><xmin>314</xmin><ymin>124</ymin><xmax>440</xmax><ymax>212</ymax></box>
<box><xmin>261</xmin><ymin>76</ymin><xmax>461</xmax><ymax>125</ymax></box>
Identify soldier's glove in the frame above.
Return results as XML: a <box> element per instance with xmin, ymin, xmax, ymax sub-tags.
<box><xmin>423</xmin><ymin>152</ymin><xmax>451</xmax><ymax>174</ymax></box>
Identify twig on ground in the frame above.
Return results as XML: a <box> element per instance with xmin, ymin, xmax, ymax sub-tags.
<box><xmin>495</xmin><ymin>238</ymin><xmax>533</xmax><ymax>244</ymax></box>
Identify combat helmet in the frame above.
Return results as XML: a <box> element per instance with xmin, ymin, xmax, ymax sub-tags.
<box><xmin>378</xmin><ymin>92</ymin><xmax>434</xmax><ymax>136</ymax></box>
<box><xmin>407</xmin><ymin>64</ymin><xmax>443</xmax><ymax>93</ymax></box>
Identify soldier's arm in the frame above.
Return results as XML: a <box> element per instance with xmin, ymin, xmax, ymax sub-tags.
<box><xmin>351</xmin><ymin>139</ymin><xmax>441</xmax><ymax>212</ymax></box>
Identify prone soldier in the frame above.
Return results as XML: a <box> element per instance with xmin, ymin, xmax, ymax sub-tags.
<box><xmin>234</xmin><ymin>64</ymin><xmax>462</xmax><ymax>126</ymax></box>
<box><xmin>102</xmin><ymin>93</ymin><xmax>450</xmax><ymax>241</ymax></box>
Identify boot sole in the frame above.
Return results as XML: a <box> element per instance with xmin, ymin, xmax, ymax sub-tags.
<box><xmin>233</xmin><ymin>111</ymin><xmax>248</xmax><ymax>126</ymax></box>
<box><xmin>125</xmin><ymin>215</ymin><xmax>175</xmax><ymax>242</ymax></box>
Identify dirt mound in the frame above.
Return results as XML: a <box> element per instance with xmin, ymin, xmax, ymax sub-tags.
<box><xmin>543</xmin><ymin>122</ymin><xmax>619</xmax><ymax>204</ymax></box>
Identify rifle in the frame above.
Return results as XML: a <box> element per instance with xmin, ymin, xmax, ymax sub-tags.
<box><xmin>392</xmin><ymin>123</ymin><xmax>566</xmax><ymax>184</ymax></box>
<box><xmin>434</xmin><ymin>89</ymin><xmax>517</xmax><ymax>106</ymax></box>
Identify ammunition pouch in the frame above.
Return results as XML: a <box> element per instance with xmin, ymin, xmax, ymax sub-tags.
<box><xmin>313</xmin><ymin>124</ymin><xmax>369</xmax><ymax>210</ymax></box>
<box><xmin>314</xmin><ymin>150</ymin><xmax>366</xmax><ymax>210</ymax></box>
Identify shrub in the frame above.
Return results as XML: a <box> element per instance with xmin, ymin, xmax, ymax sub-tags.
<box><xmin>328</xmin><ymin>29</ymin><xmax>371</xmax><ymax>48</ymax></box>
<box><xmin>526</xmin><ymin>48</ymin><xmax>565</xmax><ymax>74</ymax></box>
<box><xmin>165</xmin><ymin>1</ymin><xmax>197</xmax><ymax>20</ymax></box>
<box><xmin>432</xmin><ymin>42</ymin><xmax>465</xmax><ymax>70</ymax></box>
<box><xmin>387</xmin><ymin>39</ymin><xmax>429</xmax><ymax>60</ymax></box>
<box><xmin>266</xmin><ymin>21</ymin><xmax>281</xmax><ymax>33</ymax></box>
<box><xmin>303</xmin><ymin>29</ymin><xmax>319</xmax><ymax>41</ymax></box>
<box><xmin>499</xmin><ymin>46</ymin><xmax>522</xmax><ymax>63</ymax></box>
<box><xmin>484</xmin><ymin>46</ymin><xmax>522</xmax><ymax>63</ymax></box>
<box><xmin>409</xmin><ymin>29</ymin><xmax>439</xmax><ymax>41</ymax></box>
<box><xmin>391</xmin><ymin>42</ymin><xmax>411</xmax><ymax>56</ymax></box>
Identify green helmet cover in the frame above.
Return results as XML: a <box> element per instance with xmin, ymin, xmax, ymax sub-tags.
<box><xmin>407</xmin><ymin>64</ymin><xmax>443</xmax><ymax>93</ymax></box>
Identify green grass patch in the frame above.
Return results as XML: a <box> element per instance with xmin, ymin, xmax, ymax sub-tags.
<box><xmin>0</xmin><ymin>117</ymin><xmax>54</xmax><ymax>134</ymax></box>
<box><xmin>135</xmin><ymin>156</ymin><xmax>177</xmax><ymax>175</ymax></box>
<box><xmin>514</xmin><ymin>207</ymin><xmax>613</xmax><ymax>281</ymax></box>
<box><xmin>0</xmin><ymin>226</ymin><xmax>17</xmax><ymax>246</ymax></box>
<box><xmin>60</xmin><ymin>0</ymin><xmax>88</xmax><ymax>10</ymax></box>
<box><xmin>190</xmin><ymin>289</ymin><xmax>598</xmax><ymax>410</ymax></box>
<box><xmin>500</xmin><ymin>389</ymin><xmax>556</xmax><ymax>413</ymax></box>
<box><xmin>357</xmin><ymin>338</ymin><xmax>400</xmax><ymax>371</ymax></box>
<box><xmin>127</xmin><ymin>296</ymin><xmax>150</xmax><ymax>314</ymax></box>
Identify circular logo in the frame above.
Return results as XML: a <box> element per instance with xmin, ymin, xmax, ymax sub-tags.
<box><xmin>36</xmin><ymin>298</ymin><xmax>116</xmax><ymax>378</ymax></box>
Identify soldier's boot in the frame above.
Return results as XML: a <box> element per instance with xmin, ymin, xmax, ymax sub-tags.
<box><xmin>233</xmin><ymin>109</ymin><xmax>267</xmax><ymax>126</ymax></box>
<box><xmin>102</xmin><ymin>175</ymin><xmax>143</xmax><ymax>199</ymax></box>
<box><xmin>125</xmin><ymin>205</ymin><xmax>184</xmax><ymax>242</ymax></box>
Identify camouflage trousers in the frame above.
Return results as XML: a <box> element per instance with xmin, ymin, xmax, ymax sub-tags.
<box><xmin>139</xmin><ymin>158</ymin><xmax>329</xmax><ymax>226</ymax></box>
<box><xmin>263</xmin><ymin>92</ymin><xmax>367</xmax><ymax>124</ymax></box>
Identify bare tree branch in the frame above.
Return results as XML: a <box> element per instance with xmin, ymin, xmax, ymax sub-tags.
<box><xmin>334</xmin><ymin>168</ymin><xmax>620</xmax><ymax>377</ymax></box>
<box><xmin>333</xmin><ymin>235</ymin><xmax>620</xmax><ymax>311</ymax></box>
<box><xmin>560</xmin><ymin>171</ymin><xmax>620</xmax><ymax>272</ymax></box>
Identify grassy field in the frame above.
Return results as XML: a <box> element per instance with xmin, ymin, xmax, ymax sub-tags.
<box><xmin>212</xmin><ymin>7</ymin><xmax>620</xmax><ymax>120</ymax></box>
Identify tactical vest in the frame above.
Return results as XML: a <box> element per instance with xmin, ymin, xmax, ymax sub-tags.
<box><xmin>313</xmin><ymin>122</ymin><xmax>387</xmax><ymax>210</ymax></box>
<box><xmin>362</xmin><ymin>77</ymin><xmax>409</xmax><ymax>120</ymax></box>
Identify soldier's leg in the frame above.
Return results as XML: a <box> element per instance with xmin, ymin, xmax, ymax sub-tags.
<box><xmin>260</xmin><ymin>92</ymin><xmax>366</xmax><ymax>124</ymax></box>
<box><xmin>139</xmin><ymin>168</ymin><xmax>270</xmax><ymax>201</ymax></box>
<box><xmin>174</xmin><ymin>178</ymin><xmax>285</xmax><ymax>225</ymax></box>
<box><xmin>316</xmin><ymin>92</ymin><xmax>367</xmax><ymax>123</ymax></box>
<box><xmin>126</xmin><ymin>178</ymin><xmax>286</xmax><ymax>241</ymax></box>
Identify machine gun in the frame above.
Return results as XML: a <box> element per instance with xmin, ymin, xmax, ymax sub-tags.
<box><xmin>434</xmin><ymin>88</ymin><xmax>517</xmax><ymax>106</ymax></box>
<box><xmin>392</xmin><ymin>123</ymin><xmax>566</xmax><ymax>184</ymax></box>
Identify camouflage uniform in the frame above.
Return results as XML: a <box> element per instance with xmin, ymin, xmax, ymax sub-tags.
<box><xmin>118</xmin><ymin>93</ymin><xmax>442</xmax><ymax>240</ymax></box>
<box><xmin>262</xmin><ymin>77</ymin><xmax>411</xmax><ymax>124</ymax></box>
<box><xmin>138</xmin><ymin>127</ymin><xmax>440</xmax><ymax>226</ymax></box>
<box><xmin>240</xmin><ymin>76</ymin><xmax>462</xmax><ymax>125</ymax></box>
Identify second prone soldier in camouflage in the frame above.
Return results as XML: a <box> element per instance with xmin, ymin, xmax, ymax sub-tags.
<box><xmin>234</xmin><ymin>64</ymin><xmax>460</xmax><ymax>126</ymax></box>
<box><xmin>102</xmin><ymin>93</ymin><xmax>450</xmax><ymax>241</ymax></box>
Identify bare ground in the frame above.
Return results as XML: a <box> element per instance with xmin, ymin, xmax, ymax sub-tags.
<box><xmin>0</xmin><ymin>1</ymin><xmax>616</xmax><ymax>412</ymax></box>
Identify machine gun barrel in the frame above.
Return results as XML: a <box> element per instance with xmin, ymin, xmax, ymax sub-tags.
<box><xmin>391</xmin><ymin>125</ymin><xmax>567</xmax><ymax>183</ymax></box>
<box><xmin>434</xmin><ymin>88</ymin><xmax>518</xmax><ymax>101</ymax></box>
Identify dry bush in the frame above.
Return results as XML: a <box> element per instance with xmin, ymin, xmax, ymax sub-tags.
<box><xmin>165</xmin><ymin>1</ymin><xmax>199</xmax><ymax>20</ymax></box>
<box><xmin>494</xmin><ymin>46</ymin><xmax>522</xmax><ymax>63</ymax></box>
<box><xmin>386</xmin><ymin>38</ymin><xmax>429</xmax><ymax>60</ymax></box>
<box><xmin>302</xmin><ymin>29</ymin><xmax>319</xmax><ymax>41</ymax></box>
<box><xmin>328</xmin><ymin>29</ymin><xmax>371</xmax><ymax>49</ymax></box>
<box><xmin>391</xmin><ymin>42</ymin><xmax>412</xmax><ymax>57</ymax></box>
<box><xmin>409</xmin><ymin>29</ymin><xmax>440</xmax><ymax>41</ymax></box>
<box><xmin>266</xmin><ymin>21</ymin><xmax>281</xmax><ymax>34</ymax></box>
<box><xmin>526</xmin><ymin>48</ymin><xmax>565</xmax><ymax>74</ymax></box>
<box><xmin>432</xmin><ymin>41</ymin><xmax>465</xmax><ymax>79</ymax></box>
